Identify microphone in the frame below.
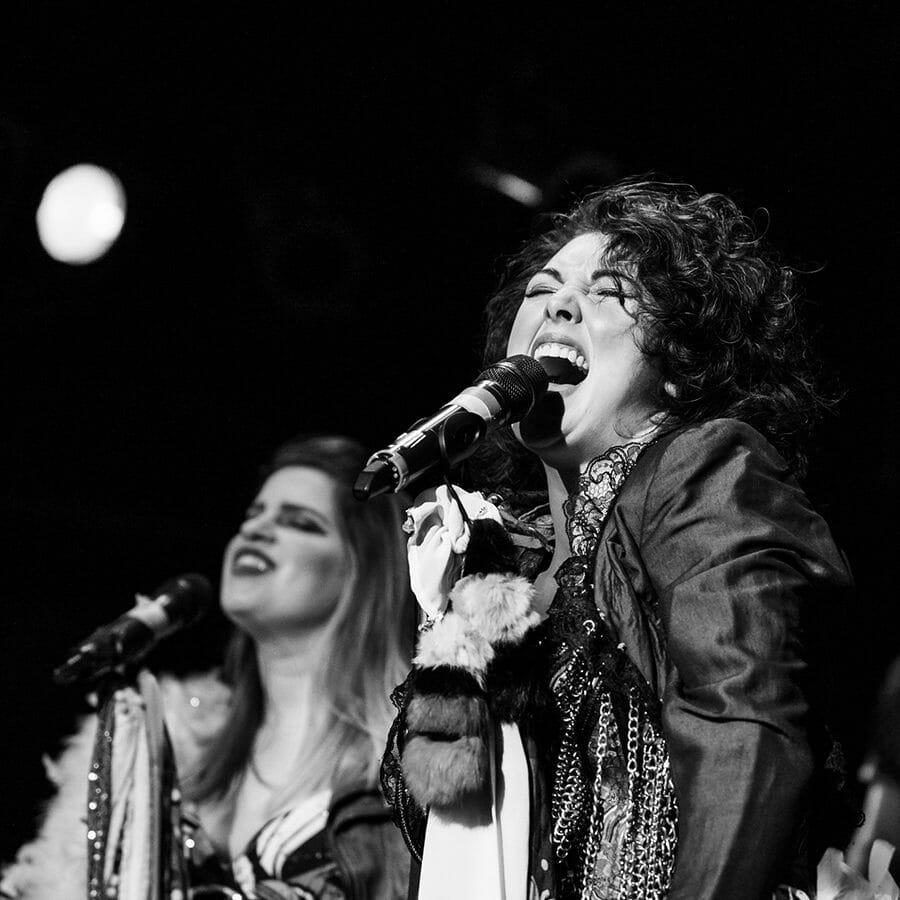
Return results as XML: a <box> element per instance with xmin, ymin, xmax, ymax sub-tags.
<box><xmin>53</xmin><ymin>573</ymin><xmax>212</xmax><ymax>685</ymax></box>
<box><xmin>353</xmin><ymin>354</ymin><xmax>549</xmax><ymax>500</ymax></box>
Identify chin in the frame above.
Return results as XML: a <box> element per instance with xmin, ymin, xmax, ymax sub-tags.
<box><xmin>220</xmin><ymin>598</ymin><xmax>252</xmax><ymax>628</ymax></box>
<box><xmin>220</xmin><ymin>581</ymin><xmax>265</xmax><ymax>620</ymax></box>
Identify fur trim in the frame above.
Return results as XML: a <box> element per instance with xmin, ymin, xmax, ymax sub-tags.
<box><xmin>406</xmin><ymin>693</ymin><xmax>488</xmax><ymax>739</ymax></box>
<box><xmin>402</xmin><ymin>734</ymin><xmax>488</xmax><ymax>808</ymax></box>
<box><xmin>450</xmin><ymin>572</ymin><xmax>541</xmax><ymax>645</ymax></box>
<box><xmin>412</xmin><ymin>666</ymin><xmax>483</xmax><ymax>699</ymax></box>
<box><xmin>461</xmin><ymin>518</ymin><xmax>519</xmax><ymax>576</ymax></box>
<box><xmin>486</xmin><ymin>632</ymin><xmax>547</xmax><ymax>724</ymax></box>
<box><xmin>414</xmin><ymin>612</ymin><xmax>494</xmax><ymax>680</ymax></box>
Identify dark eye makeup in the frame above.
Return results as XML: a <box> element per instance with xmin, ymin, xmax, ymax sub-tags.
<box><xmin>275</xmin><ymin>510</ymin><xmax>327</xmax><ymax>533</ymax></box>
<box><xmin>242</xmin><ymin>502</ymin><xmax>327</xmax><ymax>534</ymax></box>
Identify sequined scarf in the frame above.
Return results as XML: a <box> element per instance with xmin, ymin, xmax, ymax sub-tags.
<box><xmin>540</xmin><ymin>441</ymin><xmax>678</xmax><ymax>900</ymax></box>
<box><xmin>87</xmin><ymin>671</ymin><xmax>187</xmax><ymax>900</ymax></box>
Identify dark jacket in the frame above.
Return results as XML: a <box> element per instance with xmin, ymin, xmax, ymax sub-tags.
<box><xmin>326</xmin><ymin>786</ymin><xmax>411</xmax><ymax>900</ymax></box>
<box><xmin>594</xmin><ymin>419</ymin><xmax>853</xmax><ymax>898</ymax></box>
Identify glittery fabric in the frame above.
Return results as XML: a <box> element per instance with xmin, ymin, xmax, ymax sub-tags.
<box><xmin>86</xmin><ymin>676</ymin><xmax>187</xmax><ymax>900</ymax></box>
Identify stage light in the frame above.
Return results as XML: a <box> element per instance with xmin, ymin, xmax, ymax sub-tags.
<box><xmin>470</xmin><ymin>162</ymin><xmax>543</xmax><ymax>208</ymax></box>
<box><xmin>36</xmin><ymin>164</ymin><xmax>126</xmax><ymax>264</ymax></box>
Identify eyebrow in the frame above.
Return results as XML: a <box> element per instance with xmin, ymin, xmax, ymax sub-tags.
<box><xmin>528</xmin><ymin>267</ymin><xmax>563</xmax><ymax>282</ymax></box>
<box><xmin>527</xmin><ymin>266</ymin><xmax>639</xmax><ymax>290</ymax></box>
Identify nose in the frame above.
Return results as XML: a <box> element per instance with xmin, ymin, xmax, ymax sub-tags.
<box><xmin>545</xmin><ymin>285</ymin><xmax>583</xmax><ymax>323</ymax></box>
<box><xmin>239</xmin><ymin>511</ymin><xmax>276</xmax><ymax>543</ymax></box>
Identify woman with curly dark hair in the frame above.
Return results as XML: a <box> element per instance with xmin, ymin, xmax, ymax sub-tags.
<box><xmin>481</xmin><ymin>180</ymin><xmax>829</xmax><ymax>485</ymax></box>
<box><xmin>391</xmin><ymin>180</ymin><xmax>855</xmax><ymax>900</ymax></box>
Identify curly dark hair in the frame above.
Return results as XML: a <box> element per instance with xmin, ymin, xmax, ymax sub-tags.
<box><xmin>478</xmin><ymin>178</ymin><xmax>832</xmax><ymax>487</ymax></box>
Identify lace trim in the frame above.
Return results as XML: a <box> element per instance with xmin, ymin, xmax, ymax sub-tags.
<box><xmin>379</xmin><ymin>672</ymin><xmax>427</xmax><ymax>862</ymax></box>
<box><xmin>562</xmin><ymin>441</ymin><xmax>648</xmax><ymax>557</ymax></box>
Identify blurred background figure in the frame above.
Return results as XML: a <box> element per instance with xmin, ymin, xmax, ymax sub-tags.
<box><xmin>846</xmin><ymin>655</ymin><xmax>900</xmax><ymax>883</ymax></box>
<box><xmin>2</xmin><ymin>435</ymin><xmax>416</xmax><ymax>900</ymax></box>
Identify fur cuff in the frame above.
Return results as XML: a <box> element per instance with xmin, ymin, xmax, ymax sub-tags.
<box><xmin>401</xmin><ymin>563</ymin><xmax>543</xmax><ymax>809</ymax></box>
<box><xmin>450</xmin><ymin>572</ymin><xmax>540</xmax><ymax>644</ymax></box>
<box><xmin>402</xmin><ymin>735</ymin><xmax>489</xmax><ymax>809</ymax></box>
<box><xmin>406</xmin><ymin>693</ymin><xmax>488</xmax><ymax>738</ymax></box>
<box><xmin>414</xmin><ymin>612</ymin><xmax>494</xmax><ymax>683</ymax></box>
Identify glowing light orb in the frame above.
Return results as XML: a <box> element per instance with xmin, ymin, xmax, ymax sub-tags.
<box><xmin>36</xmin><ymin>164</ymin><xmax>127</xmax><ymax>264</ymax></box>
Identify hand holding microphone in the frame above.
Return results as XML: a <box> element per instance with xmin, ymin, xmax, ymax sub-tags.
<box><xmin>353</xmin><ymin>355</ymin><xmax>549</xmax><ymax>500</ymax></box>
<box><xmin>53</xmin><ymin>573</ymin><xmax>212</xmax><ymax>685</ymax></box>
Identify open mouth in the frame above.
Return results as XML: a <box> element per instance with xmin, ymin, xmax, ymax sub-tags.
<box><xmin>230</xmin><ymin>547</ymin><xmax>275</xmax><ymax>576</ymax></box>
<box><xmin>533</xmin><ymin>341</ymin><xmax>589</xmax><ymax>385</ymax></box>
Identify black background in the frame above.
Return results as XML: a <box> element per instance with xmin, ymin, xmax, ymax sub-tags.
<box><xmin>1</xmin><ymin>3</ymin><xmax>897</xmax><ymax>856</ymax></box>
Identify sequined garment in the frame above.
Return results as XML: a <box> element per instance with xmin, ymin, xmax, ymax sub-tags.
<box><xmin>543</xmin><ymin>442</ymin><xmax>678</xmax><ymax>900</ymax></box>
<box><xmin>87</xmin><ymin>675</ymin><xmax>188</xmax><ymax>900</ymax></box>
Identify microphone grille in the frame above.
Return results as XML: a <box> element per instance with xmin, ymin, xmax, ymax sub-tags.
<box><xmin>477</xmin><ymin>354</ymin><xmax>549</xmax><ymax>418</ymax></box>
<box><xmin>154</xmin><ymin>572</ymin><xmax>213</xmax><ymax>627</ymax></box>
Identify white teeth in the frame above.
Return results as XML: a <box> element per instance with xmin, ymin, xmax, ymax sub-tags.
<box><xmin>533</xmin><ymin>341</ymin><xmax>589</xmax><ymax>373</ymax></box>
<box><xmin>233</xmin><ymin>551</ymin><xmax>271</xmax><ymax>573</ymax></box>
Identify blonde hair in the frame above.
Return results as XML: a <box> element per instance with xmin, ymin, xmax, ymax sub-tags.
<box><xmin>188</xmin><ymin>435</ymin><xmax>415</xmax><ymax>807</ymax></box>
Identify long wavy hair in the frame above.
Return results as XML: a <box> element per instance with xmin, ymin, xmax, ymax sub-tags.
<box><xmin>478</xmin><ymin>178</ymin><xmax>832</xmax><ymax>487</ymax></box>
<box><xmin>188</xmin><ymin>435</ymin><xmax>415</xmax><ymax>807</ymax></box>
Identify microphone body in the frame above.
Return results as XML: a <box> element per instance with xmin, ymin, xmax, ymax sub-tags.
<box><xmin>53</xmin><ymin>573</ymin><xmax>212</xmax><ymax>685</ymax></box>
<box><xmin>354</xmin><ymin>355</ymin><xmax>548</xmax><ymax>500</ymax></box>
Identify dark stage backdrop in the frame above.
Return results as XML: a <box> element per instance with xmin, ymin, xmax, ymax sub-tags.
<box><xmin>1</xmin><ymin>3</ymin><xmax>896</xmax><ymax>857</ymax></box>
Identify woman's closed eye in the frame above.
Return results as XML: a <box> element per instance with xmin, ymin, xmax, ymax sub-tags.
<box><xmin>589</xmin><ymin>286</ymin><xmax>629</xmax><ymax>305</ymax></box>
<box><xmin>241</xmin><ymin>503</ymin><xmax>327</xmax><ymax>534</ymax></box>
<box><xmin>524</xmin><ymin>282</ymin><xmax>560</xmax><ymax>299</ymax></box>
<box><xmin>275</xmin><ymin>509</ymin><xmax>327</xmax><ymax>534</ymax></box>
<box><xmin>589</xmin><ymin>281</ymin><xmax>640</xmax><ymax>318</ymax></box>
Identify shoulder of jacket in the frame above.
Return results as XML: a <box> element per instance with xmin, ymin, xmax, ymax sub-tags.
<box><xmin>328</xmin><ymin>783</ymin><xmax>392</xmax><ymax>831</ymax></box>
<box><xmin>635</xmin><ymin>418</ymin><xmax>779</xmax><ymax>486</ymax></box>
<box><xmin>609</xmin><ymin>419</ymin><xmax>782</xmax><ymax>534</ymax></box>
<box><xmin>654</xmin><ymin>417</ymin><xmax>772</xmax><ymax>460</ymax></box>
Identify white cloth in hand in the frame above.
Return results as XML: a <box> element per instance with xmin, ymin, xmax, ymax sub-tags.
<box><xmin>404</xmin><ymin>485</ymin><xmax>502</xmax><ymax>619</ymax></box>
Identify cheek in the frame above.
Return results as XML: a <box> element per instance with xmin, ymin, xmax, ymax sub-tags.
<box><xmin>219</xmin><ymin>536</ymin><xmax>239</xmax><ymax>587</ymax></box>
<box><xmin>585</xmin><ymin>318</ymin><xmax>644</xmax><ymax>368</ymax></box>
<box><xmin>283</xmin><ymin>543</ymin><xmax>346</xmax><ymax>597</ymax></box>
<box><xmin>222</xmin><ymin>534</ymin><xmax>239</xmax><ymax>565</ymax></box>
